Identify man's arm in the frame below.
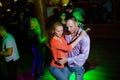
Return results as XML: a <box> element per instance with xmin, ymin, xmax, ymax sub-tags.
<box><xmin>70</xmin><ymin>30</ymin><xmax>86</xmax><ymax>48</ymax></box>
<box><xmin>59</xmin><ymin>35</ymin><xmax>90</xmax><ymax>66</ymax></box>
<box><xmin>68</xmin><ymin>35</ymin><xmax>90</xmax><ymax>66</ymax></box>
<box><xmin>0</xmin><ymin>48</ymin><xmax>12</xmax><ymax>56</ymax></box>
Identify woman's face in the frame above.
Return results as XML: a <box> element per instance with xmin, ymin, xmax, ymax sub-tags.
<box><xmin>60</xmin><ymin>13</ymin><xmax>66</xmax><ymax>20</ymax></box>
<box><xmin>30</xmin><ymin>21</ymin><xmax>36</xmax><ymax>30</ymax></box>
<box><xmin>54</xmin><ymin>25</ymin><xmax>63</xmax><ymax>37</ymax></box>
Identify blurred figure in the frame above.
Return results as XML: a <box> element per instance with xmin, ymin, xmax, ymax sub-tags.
<box><xmin>72</xmin><ymin>8</ymin><xmax>91</xmax><ymax>32</ymax></box>
<box><xmin>59</xmin><ymin>12</ymin><xmax>66</xmax><ymax>26</ymax></box>
<box><xmin>0</xmin><ymin>25</ymin><xmax>20</xmax><ymax>80</ymax></box>
<box><xmin>28</xmin><ymin>17</ymin><xmax>47</xmax><ymax>78</ymax></box>
<box><xmin>72</xmin><ymin>11</ymin><xmax>84</xmax><ymax>29</ymax></box>
<box><xmin>103</xmin><ymin>0</ymin><xmax>112</xmax><ymax>23</ymax></box>
<box><xmin>65</xmin><ymin>3</ymin><xmax>73</xmax><ymax>14</ymax></box>
<box><xmin>59</xmin><ymin>12</ymin><xmax>71</xmax><ymax>34</ymax></box>
<box><xmin>46</xmin><ymin>8</ymin><xmax>60</xmax><ymax>31</ymax></box>
<box><xmin>59</xmin><ymin>12</ymin><xmax>71</xmax><ymax>25</ymax></box>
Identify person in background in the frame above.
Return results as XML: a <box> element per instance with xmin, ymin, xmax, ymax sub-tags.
<box><xmin>72</xmin><ymin>11</ymin><xmax>84</xmax><ymax>29</ymax></box>
<box><xmin>48</xmin><ymin>21</ymin><xmax>86</xmax><ymax>80</ymax></box>
<box><xmin>58</xmin><ymin>16</ymin><xmax>90</xmax><ymax>80</ymax></box>
<box><xmin>0</xmin><ymin>25</ymin><xmax>20</xmax><ymax>80</ymax></box>
<box><xmin>65</xmin><ymin>3</ymin><xmax>73</xmax><ymax>14</ymax></box>
<box><xmin>103</xmin><ymin>0</ymin><xmax>112</xmax><ymax>23</ymax></box>
<box><xmin>59</xmin><ymin>12</ymin><xmax>71</xmax><ymax>34</ymax></box>
<box><xmin>28</xmin><ymin>17</ymin><xmax>47</xmax><ymax>78</ymax></box>
<box><xmin>72</xmin><ymin>8</ymin><xmax>91</xmax><ymax>32</ymax></box>
<box><xmin>59</xmin><ymin>12</ymin><xmax>66</xmax><ymax>26</ymax></box>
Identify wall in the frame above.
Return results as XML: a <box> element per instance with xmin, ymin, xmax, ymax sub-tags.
<box><xmin>85</xmin><ymin>24</ymin><xmax>120</xmax><ymax>39</ymax></box>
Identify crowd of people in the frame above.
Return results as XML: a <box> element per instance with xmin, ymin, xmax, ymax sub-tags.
<box><xmin>0</xmin><ymin>1</ymin><xmax>92</xmax><ymax>80</ymax></box>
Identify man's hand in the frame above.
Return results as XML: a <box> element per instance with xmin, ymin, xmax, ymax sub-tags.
<box><xmin>57</xmin><ymin>57</ymin><xmax>67</xmax><ymax>65</ymax></box>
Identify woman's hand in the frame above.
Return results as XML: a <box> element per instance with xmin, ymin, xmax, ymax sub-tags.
<box><xmin>57</xmin><ymin>57</ymin><xmax>67</xmax><ymax>65</ymax></box>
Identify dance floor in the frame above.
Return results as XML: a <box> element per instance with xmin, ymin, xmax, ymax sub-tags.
<box><xmin>0</xmin><ymin>38</ymin><xmax>120</xmax><ymax>80</ymax></box>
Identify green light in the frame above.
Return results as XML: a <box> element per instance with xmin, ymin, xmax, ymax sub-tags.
<box><xmin>30</xmin><ymin>18</ymin><xmax>47</xmax><ymax>43</ymax></box>
<box><xmin>73</xmin><ymin>12</ymin><xmax>83</xmax><ymax>21</ymax></box>
<box><xmin>66</xmin><ymin>65</ymin><xmax>112</xmax><ymax>80</ymax></box>
<box><xmin>38</xmin><ymin>65</ymin><xmax>113</xmax><ymax>80</ymax></box>
<box><xmin>39</xmin><ymin>69</ymin><xmax>56</xmax><ymax>80</ymax></box>
<box><xmin>72</xmin><ymin>11</ymin><xmax>84</xmax><ymax>27</ymax></box>
<box><xmin>70</xmin><ymin>72</ymin><xmax>75</xmax><ymax>80</ymax></box>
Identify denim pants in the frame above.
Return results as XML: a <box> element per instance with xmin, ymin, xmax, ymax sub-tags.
<box><xmin>7</xmin><ymin>59</ymin><xmax>19</xmax><ymax>80</ymax></box>
<box><xmin>69</xmin><ymin>66</ymin><xmax>85</xmax><ymax>80</ymax></box>
<box><xmin>49</xmin><ymin>66</ymin><xmax>70</xmax><ymax>80</ymax></box>
<box><xmin>31</xmin><ymin>45</ymin><xmax>43</xmax><ymax>76</ymax></box>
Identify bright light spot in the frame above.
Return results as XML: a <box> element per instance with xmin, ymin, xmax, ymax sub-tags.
<box><xmin>0</xmin><ymin>2</ymin><xmax>2</xmax><ymax>7</ymax></box>
<box><xmin>14</xmin><ymin>0</ymin><xmax>18</xmax><ymax>2</ymax></box>
<box><xmin>6</xmin><ymin>9</ymin><xmax>11</xmax><ymax>12</ymax></box>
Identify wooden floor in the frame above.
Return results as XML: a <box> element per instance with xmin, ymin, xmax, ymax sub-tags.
<box><xmin>0</xmin><ymin>38</ymin><xmax>120</xmax><ymax>80</ymax></box>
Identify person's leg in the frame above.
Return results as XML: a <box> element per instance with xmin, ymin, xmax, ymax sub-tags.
<box><xmin>7</xmin><ymin>60</ymin><xmax>19</xmax><ymax>80</ymax></box>
<box><xmin>70</xmin><ymin>66</ymin><xmax>85</xmax><ymax>80</ymax></box>
<box><xmin>62</xmin><ymin>66</ymin><xmax>71</xmax><ymax>80</ymax></box>
<box><xmin>36</xmin><ymin>47</ymin><xmax>43</xmax><ymax>76</ymax></box>
<box><xmin>49</xmin><ymin>66</ymin><xmax>69</xmax><ymax>80</ymax></box>
<box><xmin>31</xmin><ymin>46</ymin><xmax>37</xmax><ymax>76</ymax></box>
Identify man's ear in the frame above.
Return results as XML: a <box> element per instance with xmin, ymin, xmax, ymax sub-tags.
<box><xmin>75</xmin><ymin>21</ymin><xmax>78</xmax><ymax>27</ymax></box>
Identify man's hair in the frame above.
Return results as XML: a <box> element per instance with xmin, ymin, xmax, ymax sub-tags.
<box><xmin>0</xmin><ymin>25</ymin><xmax>6</xmax><ymax>31</ymax></box>
<box><xmin>65</xmin><ymin>15</ymin><xmax>77</xmax><ymax>22</ymax></box>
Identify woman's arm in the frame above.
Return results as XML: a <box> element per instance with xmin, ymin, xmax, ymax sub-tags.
<box><xmin>70</xmin><ymin>30</ymin><xmax>86</xmax><ymax>48</ymax></box>
<box><xmin>35</xmin><ymin>23</ymin><xmax>47</xmax><ymax>43</ymax></box>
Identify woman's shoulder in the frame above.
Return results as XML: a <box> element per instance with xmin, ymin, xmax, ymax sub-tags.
<box><xmin>50</xmin><ymin>37</ymin><xmax>58</xmax><ymax>43</ymax></box>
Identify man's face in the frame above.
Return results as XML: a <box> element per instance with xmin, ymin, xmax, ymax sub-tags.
<box><xmin>66</xmin><ymin>19</ymin><xmax>78</xmax><ymax>34</ymax></box>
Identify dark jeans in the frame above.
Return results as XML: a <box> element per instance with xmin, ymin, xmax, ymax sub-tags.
<box><xmin>31</xmin><ymin>45</ymin><xmax>43</xmax><ymax>76</ymax></box>
<box><xmin>7</xmin><ymin>59</ymin><xmax>19</xmax><ymax>80</ymax></box>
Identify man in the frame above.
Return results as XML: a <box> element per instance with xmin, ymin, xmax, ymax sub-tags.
<box><xmin>58</xmin><ymin>16</ymin><xmax>90</xmax><ymax>80</ymax></box>
<box><xmin>0</xmin><ymin>25</ymin><xmax>20</xmax><ymax>80</ymax></box>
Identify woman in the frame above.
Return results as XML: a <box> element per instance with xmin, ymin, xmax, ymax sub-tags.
<box><xmin>28</xmin><ymin>17</ymin><xmax>47</xmax><ymax>77</ymax></box>
<box><xmin>48</xmin><ymin>22</ymin><xmax>86</xmax><ymax>80</ymax></box>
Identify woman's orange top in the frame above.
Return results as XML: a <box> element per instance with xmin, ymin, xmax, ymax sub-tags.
<box><xmin>50</xmin><ymin>36</ymin><xmax>72</xmax><ymax>68</ymax></box>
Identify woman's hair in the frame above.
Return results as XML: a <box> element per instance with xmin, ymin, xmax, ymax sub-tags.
<box><xmin>30</xmin><ymin>17</ymin><xmax>40</xmax><ymax>29</ymax></box>
<box><xmin>29</xmin><ymin>17</ymin><xmax>42</xmax><ymax>35</ymax></box>
<box><xmin>47</xmin><ymin>22</ymin><xmax>63</xmax><ymax>39</ymax></box>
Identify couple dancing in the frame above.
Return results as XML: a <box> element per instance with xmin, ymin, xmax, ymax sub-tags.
<box><xmin>48</xmin><ymin>15</ymin><xmax>90</xmax><ymax>80</ymax></box>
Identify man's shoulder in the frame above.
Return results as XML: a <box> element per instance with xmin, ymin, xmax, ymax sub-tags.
<box><xmin>5</xmin><ymin>33</ymin><xmax>15</xmax><ymax>41</ymax></box>
<box><xmin>82</xmin><ymin>33</ymin><xmax>90</xmax><ymax>42</ymax></box>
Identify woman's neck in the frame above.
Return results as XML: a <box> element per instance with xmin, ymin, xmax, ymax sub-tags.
<box><xmin>54</xmin><ymin>36</ymin><xmax>62</xmax><ymax>43</ymax></box>
<box><xmin>71</xmin><ymin>27</ymin><xmax>79</xmax><ymax>38</ymax></box>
